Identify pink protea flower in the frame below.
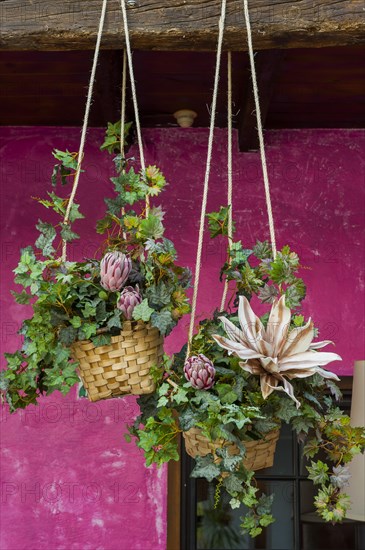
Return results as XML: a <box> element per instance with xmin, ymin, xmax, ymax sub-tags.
<box><xmin>184</xmin><ymin>354</ymin><xmax>216</xmax><ymax>390</ymax></box>
<box><xmin>117</xmin><ymin>286</ymin><xmax>142</xmax><ymax>320</ymax></box>
<box><xmin>100</xmin><ymin>252</ymin><xmax>132</xmax><ymax>292</ymax></box>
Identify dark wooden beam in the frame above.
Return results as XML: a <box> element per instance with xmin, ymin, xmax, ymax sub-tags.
<box><xmin>1</xmin><ymin>1</ymin><xmax>365</xmax><ymax>51</ymax></box>
<box><xmin>167</xmin><ymin>435</ymin><xmax>181</xmax><ymax>550</ymax></box>
<box><xmin>238</xmin><ymin>50</ymin><xmax>283</xmax><ymax>152</ymax></box>
<box><xmin>91</xmin><ymin>51</ymin><xmax>123</xmax><ymax>126</ymax></box>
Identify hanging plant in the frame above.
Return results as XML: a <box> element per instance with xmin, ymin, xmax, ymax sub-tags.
<box><xmin>127</xmin><ymin>226</ymin><xmax>365</xmax><ymax>537</ymax></box>
<box><xmin>1</xmin><ymin>122</ymin><xmax>191</xmax><ymax>408</ymax></box>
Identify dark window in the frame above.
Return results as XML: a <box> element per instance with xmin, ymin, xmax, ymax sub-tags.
<box><xmin>180</xmin><ymin>388</ymin><xmax>365</xmax><ymax>550</ymax></box>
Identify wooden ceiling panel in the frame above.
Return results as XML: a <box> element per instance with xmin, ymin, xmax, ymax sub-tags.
<box><xmin>0</xmin><ymin>46</ymin><xmax>363</xmax><ymax>132</ymax></box>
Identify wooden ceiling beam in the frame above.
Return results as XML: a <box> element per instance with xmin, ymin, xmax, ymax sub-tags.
<box><xmin>238</xmin><ymin>50</ymin><xmax>283</xmax><ymax>152</ymax></box>
<box><xmin>1</xmin><ymin>1</ymin><xmax>364</xmax><ymax>51</ymax></box>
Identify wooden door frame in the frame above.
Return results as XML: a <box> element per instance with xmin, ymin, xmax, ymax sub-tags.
<box><xmin>167</xmin><ymin>435</ymin><xmax>182</xmax><ymax>550</ymax></box>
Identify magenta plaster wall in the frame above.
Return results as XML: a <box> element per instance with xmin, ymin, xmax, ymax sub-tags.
<box><xmin>0</xmin><ymin>127</ymin><xmax>364</xmax><ymax>550</ymax></box>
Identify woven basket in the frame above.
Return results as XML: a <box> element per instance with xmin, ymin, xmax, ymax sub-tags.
<box><xmin>183</xmin><ymin>426</ymin><xmax>280</xmax><ymax>471</ymax></box>
<box><xmin>71</xmin><ymin>320</ymin><xmax>164</xmax><ymax>402</ymax></box>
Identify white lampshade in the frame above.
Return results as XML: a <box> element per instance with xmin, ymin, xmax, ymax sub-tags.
<box><xmin>346</xmin><ymin>360</ymin><xmax>365</xmax><ymax>522</ymax></box>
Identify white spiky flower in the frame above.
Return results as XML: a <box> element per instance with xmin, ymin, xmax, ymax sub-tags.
<box><xmin>213</xmin><ymin>295</ymin><xmax>341</xmax><ymax>408</ymax></box>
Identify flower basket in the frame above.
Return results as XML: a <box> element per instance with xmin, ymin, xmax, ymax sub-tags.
<box><xmin>183</xmin><ymin>427</ymin><xmax>280</xmax><ymax>471</ymax></box>
<box><xmin>71</xmin><ymin>321</ymin><xmax>163</xmax><ymax>402</ymax></box>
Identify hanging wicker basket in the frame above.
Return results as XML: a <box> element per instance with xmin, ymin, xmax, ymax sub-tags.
<box><xmin>71</xmin><ymin>320</ymin><xmax>164</xmax><ymax>402</ymax></box>
<box><xmin>183</xmin><ymin>426</ymin><xmax>280</xmax><ymax>471</ymax></box>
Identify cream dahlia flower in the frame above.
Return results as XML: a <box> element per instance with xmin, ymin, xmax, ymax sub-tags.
<box><xmin>213</xmin><ymin>295</ymin><xmax>341</xmax><ymax>408</ymax></box>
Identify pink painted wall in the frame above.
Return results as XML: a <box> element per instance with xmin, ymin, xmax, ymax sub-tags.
<box><xmin>1</xmin><ymin>127</ymin><xmax>364</xmax><ymax>549</ymax></box>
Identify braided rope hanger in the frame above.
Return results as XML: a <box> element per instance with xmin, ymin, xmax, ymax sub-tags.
<box><xmin>243</xmin><ymin>0</ymin><xmax>277</xmax><ymax>259</ymax></box>
<box><xmin>120</xmin><ymin>49</ymin><xmax>128</xmax><ymax>161</ymax></box>
<box><xmin>186</xmin><ymin>0</ymin><xmax>227</xmax><ymax>355</ymax></box>
<box><xmin>61</xmin><ymin>0</ymin><xmax>108</xmax><ymax>262</ymax></box>
<box><xmin>120</xmin><ymin>0</ymin><xmax>150</xmax><ymax>216</ymax></box>
<box><xmin>220</xmin><ymin>50</ymin><xmax>233</xmax><ymax>313</ymax></box>
<box><xmin>187</xmin><ymin>0</ymin><xmax>278</xmax><ymax>352</ymax></box>
<box><xmin>61</xmin><ymin>0</ymin><xmax>150</xmax><ymax>263</ymax></box>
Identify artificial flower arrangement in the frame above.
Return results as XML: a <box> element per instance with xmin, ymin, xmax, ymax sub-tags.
<box><xmin>128</xmin><ymin>208</ymin><xmax>365</xmax><ymax>538</ymax></box>
<box><xmin>1</xmin><ymin>121</ymin><xmax>191</xmax><ymax>408</ymax></box>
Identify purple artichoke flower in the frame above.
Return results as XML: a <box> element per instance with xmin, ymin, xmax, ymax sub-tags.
<box><xmin>184</xmin><ymin>354</ymin><xmax>216</xmax><ymax>390</ymax></box>
<box><xmin>100</xmin><ymin>252</ymin><xmax>132</xmax><ymax>292</ymax></box>
<box><xmin>117</xmin><ymin>286</ymin><xmax>142</xmax><ymax>320</ymax></box>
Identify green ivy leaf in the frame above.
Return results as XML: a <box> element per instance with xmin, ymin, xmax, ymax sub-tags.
<box><xmin>82</xmin><ymin>302</ymin><xmax>96</xmax><ymax>318</ymax></box>
<box><xmin>191</xmin><ymin>455</ymin><xmax>221</xmax><ymax>482</ymax></box>
<box><xmin>146</xmin><ymin>282</ymin><xmax>172</xmax><ymax>309</ymax></box>
<box><xmin>229</xmin><ymin>498</ymin><xmax>241</xmax><ymax>509</ymax></box>
<box><xmin>215</xmin><ymin>383</ymin><xmax>238</xmax><ymax>405</ymax></box>
<box><xmin>259</xmin><ymin>514</ymin><xmax>275</xmax><ymax>527</ymax></box>
<box><xmin>307</xmin><ymin>460</ymin><xmax>329</xmax><ymax>485</ymax></box>
<box><xmin>68</xmin><ymin>203</ymin><xmax>84</xmax><ymax>223</ymax></box>
<box><xmin>91</xmin><ymin>334</ymin><xmax>111</xmax><ymax>347</ymax></box>
<box><xmin>223</xmin><ymin>474</ymin><xmax>244</xmax><ymax>493</ymax></box>
<box><xmin>229</xmin><ymin>241</ymin><xmax>252</xmax><ymax>266</ymax></box>
<box><xmin>285</xmin><ymin>278</ymin><xmax>306</xmax><ymax>308</ymax></box>
<box><xmin>206</xmin><ymin>206</ymin><xmax>236</xmax><ymax>238</ymax></box>
<box><xmin>131</xmin><ymin>299</ymin><xmax>153</xmax><ymax>323</ymax></box>
<box><xmin>59</xmin><ymin>326</ymin><xmax>78</xmax><ymax>346</ymax></box>
<box><xmin>217</xmin><ymin>448</ymin><xmax>243</xmax><ymax>472</ymax></box>
<box><xmin>52</xmin><ymin>149</ymin><xmax>78</xmax><ymax>169</ymax></box>
<box><xmin>60</xmin><ymin>224</ymin><xmax>80</xmax><ymax>242</ymax></box>
<box><xmin>70</xmin><ymin>316</ymin><xmax>82</xmax><ymax>328</ymax></box>
<box><xmin>96</xmin><ymin>215</ymin><xmax>114</xmax><ymax>234</ymax></box>
<box><xmin>292</xmin><ymin>414</ymin><xmax>315</xmax><ymax>434</ymax></box>
<box><xmin>172</xmin><ymin>386</ymin><xmax>189</xmax><ymax>405</ymax></box>
<box><xmin>276</xmin><ymin>398</ymin><xmax>300</xmax><ymax>423</ymax></box>
<box><xmin>151</xmin><ymin>310</ymin><xmax>174</xmax><ymax>336</ymax></box>
<box><xmin>35</xmin><ymin>220</ymin><xmax>57</xmax><ymax>257</ymax></box>
<box><xmin>178</xmin><ymin>409</ymin><xmax>196</xmax><ymax>431</ymax></box>
<box><xmin>253</xmin><ymin>241</ymin><xmax>272</xmax><ymax>260</ymax></box>
<box><xmin>78</xmin><ymin>323</ymin><xmax>97</xmax><ymax>340</ymax></box>
<box><xmin>139</xmin><ymin>215</ymin><xmax>165</xmax><ymax>240</ymax></box>
<box><xmin>11</xmin><ymin>290</ymin><xmax>31</xmax><ymax>305</ymax></box>
<box><xmin>100</xmin><ymin>120</ymin><xmax>132</xmax><ymax>153</ymax></box>
<box><xmin>106</xmin><ymin>311</ymin><xmax>122</xmax><ymax>330</ymax></box>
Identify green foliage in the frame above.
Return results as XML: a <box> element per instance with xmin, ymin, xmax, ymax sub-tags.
<box><xmin>151</xmin><ymin>310</ymin><xmax>174</xmax><ymax>336</ymax></box>
<box><xmin>2</xmin><ymin>121</ymin><xmax>191</xmax><ymax>412</ymax></box>
<box><xmin>206</xmin><ymin>206</ymin><xmax>236</xmax><ymax>238</ymax></box>
<box><xmin>35</xmin><ymin>221</ymin><xmax>57</xmax><ymax>257</ymax></box>
<box><xmin>132</xmin><ymin>299</ymin><xmax>154</xmax><ymax>322</ymax></box>
<box><xmin>252</xmin><ymin>240</ymin><xmax>272</xmax><ymax>259</ymax></box>
<box><xmin>132</xmin><ymin>406</ymin><xmax>180</xmax><ymax>467</ymax></box>
<box><xmin>129</xmin><ymin>237</ymin><xmax>365</xmax><ymax>537</ymax></box>
<box><xmin>139</xmin><ymin>215</ymin><xmax>164</xmax><ymax>239</ymax></box>
<box><xmin>191</xmin><ymin>455</ymin><xmax>221</xmax><ymax>482</ymax></box>
<box><xmin>100</xmin><ymin>120</ymin><xmax>133</xmax><ymax>153</ymax></box>
<box><xmin>302</xmin><ymin>407</ymin><xmax>365</xmax><ymax>524</ymax></box>
<box><xmin>51</xmin><ymin>149</ymin><xmax>79</xmax><ymax>186</ymax></box>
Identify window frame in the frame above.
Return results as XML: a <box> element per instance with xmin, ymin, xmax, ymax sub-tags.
<box><xmin>167</xmin><ymin>376</ymin><xmax>356</xmax><ymax>550</ymax></box>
